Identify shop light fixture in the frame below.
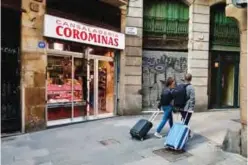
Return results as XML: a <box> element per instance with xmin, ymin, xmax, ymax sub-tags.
<box><xmin>214</xmin><ymin>62</ymin><xmax>219</xmax><ymax>68</ymax></box>
<box><xmin>53</xmin><ymin>42</ymin><xmax>64</xmax><ymax>51</ymax></box>
<box><xmin>88</xmin><ymin>47</ymin><xmax>93</xmax><ymax>53</ymax></box>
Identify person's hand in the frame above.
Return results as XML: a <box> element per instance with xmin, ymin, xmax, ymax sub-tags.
<box><xmin>172</xmin><ymin>107</ymin><xmax>179</xmax><ymax>113</ymax></box>
<box><xmin>188</xmin><ymin>109</ymin><xmax>194</xmax><ymax>113</ymax></box>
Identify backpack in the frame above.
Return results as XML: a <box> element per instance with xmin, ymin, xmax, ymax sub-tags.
<box><xmin>172</xmin><ymin>83</ymin><xmax>190</xmax><ymax>108</ymax></box>
<box><xmin>159</xmin><ymin>88</ymin><xmax>173</xmax><ymax>106</ymax></box>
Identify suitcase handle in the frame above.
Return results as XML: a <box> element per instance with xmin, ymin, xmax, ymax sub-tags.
<box><xmin>182</xmin><ymin>110</ymin><xmax>193</xmax><ymax>125</ymax></box>
<box><xmin>149</xmin><ymin>108</ymin><xmax>161</xmax><ymax>122</ymax></box>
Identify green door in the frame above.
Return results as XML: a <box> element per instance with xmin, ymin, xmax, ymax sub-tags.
<box><xmin>210</xmin><ymin>52</ymin><xmax>240</xmax><ymax>109</ymax></box>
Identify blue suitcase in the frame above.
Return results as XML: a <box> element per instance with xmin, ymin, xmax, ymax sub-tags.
<box><xmin>164</xmin><ymin>112</ymin><xmax>191</xmax><ymax>150</ymax></box>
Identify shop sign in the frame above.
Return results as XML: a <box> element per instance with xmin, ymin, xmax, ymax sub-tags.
<box><xmin>44</xmin><ymin>14</ymin><xmax>125</xmax><ymax>50</ymax></box>
<box><xmin>125</xmin><ymin>27</ymin><xmax>137</xmax><ymax>36</ymax></box>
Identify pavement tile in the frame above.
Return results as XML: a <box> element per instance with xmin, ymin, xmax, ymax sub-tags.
<box><xmin>37</xmin><ymin>162</ymin><xmax>53</xmax><ymax>165</ymax></box>
<box><xmin>14</xmin><ymin>149</ymin><xmax>49</xmax><ymax>161</ymax></box>
<box><xmin>110</xmin><ymin>151</ymin><xmax>144</xmax><ymax>165</ymax></box>
<box><xmin>214</xmin><ymin>157</ymin><xmax>247</xmax><ymax>165</ymax></box>
<box><xmin>10</xmin><ymin>159</ymin><xmax>35</xmax><ymax>165</ymax></box>
<box><xmin>123</xmin><ymin>156</ymin><xmax>170</xmax><ymax>165</ymax></box>
<box><xmin>137</xmin><ymin>148</ymin><xmax>157</xmax><ymax>158</ymax></box>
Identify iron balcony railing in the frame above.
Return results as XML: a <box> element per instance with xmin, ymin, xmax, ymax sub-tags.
<box><xmin>210</xmin><ymin>23</ymin><xmax>240</xmax><ymax>47</ymax></box>
<box><xmin>143</xmin><ymin>16</ymin><xmax>189</xmax><ymax>38</ymax></box>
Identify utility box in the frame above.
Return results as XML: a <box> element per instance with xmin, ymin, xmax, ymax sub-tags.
<box><xmin>233</xmin><ymin>0</ymin><xmax>247</xmax><ymax>7</ymax></box>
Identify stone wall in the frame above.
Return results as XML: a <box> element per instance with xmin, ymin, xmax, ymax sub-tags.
<box><xmin>142</xmin><ymin>51</ymin><xmax>187</xmax><ymax>110</ymax></box>
<box><xmin>188</xmin><ymin>1</ymin><xmax>210</xmax><ymax>111</ymax></box>
<box><xmin>119</xmin><ymin>0</ymin><xmax>143</xmax><ymax>115</ymax></box>
<box><xmin>225</xmin><ymin>1</ymin><xmax>247</xmax><ymax>158</ymax></box>
<box><xmin>225</xmin><ymin>1</ymin><xmax>247</xmax><ymax>126</ymax></box>
<box><xmin>21</xmin><ymin>0</ymin><xmax>47</xmax><ymax>132</ymax></box>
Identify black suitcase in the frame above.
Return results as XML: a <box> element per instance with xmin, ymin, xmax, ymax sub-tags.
<box><xmin>130</xmin><ymin>109</ymin><xmax>161</xmax><ymax>141</ymax></box>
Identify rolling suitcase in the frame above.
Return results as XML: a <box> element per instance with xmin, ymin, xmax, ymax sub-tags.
<box><xmin>164</xmin><ymin>111</ymin><xmax>192</xmax><ymax>150</ymax></box>
<box><xmin>130</xmin><ymin>109</ymin><xmax>161</xmax><ymax>141</ymax></box>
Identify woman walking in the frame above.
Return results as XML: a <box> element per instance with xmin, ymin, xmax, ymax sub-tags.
<box><xmin>154</xmin><ymin>77</ymin><xmax>175</xmax><ymax>138</ymax></box>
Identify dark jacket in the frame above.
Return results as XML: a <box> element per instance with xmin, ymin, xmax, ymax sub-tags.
<box><xmin>158</xmin><ymin>88</ymin><xmax>173</xmax><ymax>109</ymax></box>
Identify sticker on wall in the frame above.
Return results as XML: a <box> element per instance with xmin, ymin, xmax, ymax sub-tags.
<box><xmin>38</xmin><ymin>41</ymin><xmax>46</xmax><ymax>48</ymax></box>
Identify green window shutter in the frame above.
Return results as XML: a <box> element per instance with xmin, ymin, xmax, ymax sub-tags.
<box><xmin>143</xmin><ymin>0</ymin><xmax>189</xmax><ymax>37</ymax></box>
<box><xmin>210</xmin><ymin>4</ymin><xmax>240</xmax><ymax>47</ymax></box>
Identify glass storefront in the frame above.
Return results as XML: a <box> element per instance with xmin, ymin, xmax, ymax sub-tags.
<box><xmin>46</xmin><ymin>49</ymin><xmax>116</xmax><ymax>126</ymax></box>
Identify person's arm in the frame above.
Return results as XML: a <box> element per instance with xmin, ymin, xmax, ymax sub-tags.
<box><xmin>158</xmin><ymin>92</ymin><xmax>162</xmax><ymax>109</ymax></box>
<box><xmin>158</xmin><ymin>88</ymin><xmax>165</xmax><ymax>109</ymax></box>
<box><xmin>186</xmin><ymin>85</ymin><xmax>195</xmax><ymax>111</ymax></box>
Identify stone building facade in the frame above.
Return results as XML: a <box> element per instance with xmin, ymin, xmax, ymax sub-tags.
<box><xmin>125</xmin><ymin>0</ymin><xmax>245</xmax><ymax>113</ymax></box>
<box><xmin>124</xmin><ymin>0</ymin><xmax>247</xmax><ymax>157</ymax></box>
<box><xmin>2</xmin><ymin>0</ymin><xmax>129</xmax><ymax>133</ymax></box>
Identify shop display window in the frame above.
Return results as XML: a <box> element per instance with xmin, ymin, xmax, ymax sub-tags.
<box><xmin>47</xmin><ymin>56</ymin><xmax>73</xmax><ymax>120</ymax></box>
<box><xmin>46</xmin><ymin>49</ymin><xmax>116</xmax><ymax>122</ymax></box>
<box><xmin>47</xmin><ymin>56</ymin><xmax>87</xmax><ymax>121</ymax></box>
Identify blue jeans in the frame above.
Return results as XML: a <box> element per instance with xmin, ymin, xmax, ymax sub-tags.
<box><xmin>156</xmin><ymin>105</ymin><xmax>173</xmax><ymax>133</ymax></box>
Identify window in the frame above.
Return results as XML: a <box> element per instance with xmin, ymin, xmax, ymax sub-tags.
<box><xmin>143</xmin><ymin>0</ymin><xmax>189</xmax><ymax>38</ymax></box>
<box><xmin>47</xmin><ymin>56</ymin><xmax>87</xmax><ymax>121</ymax></box>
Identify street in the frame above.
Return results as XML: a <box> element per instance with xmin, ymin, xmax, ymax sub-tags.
<box><xmin>1</xmin><ymin>110</ymin><xmax>247</xmax><ymax>165</ymax></box>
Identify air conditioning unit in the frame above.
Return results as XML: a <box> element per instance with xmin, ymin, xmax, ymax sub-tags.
<box><xmin>236</xmin><ymin>0</ymin><xmax>247</xmax><ymax>4</ymax></box>
<box><xmin>233</xmin><ymin>0</ymin><xmax>247</xmax><ymax>8</ymax></box>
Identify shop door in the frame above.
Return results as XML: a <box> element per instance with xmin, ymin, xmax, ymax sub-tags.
<box><xmin>209</xmin><ymin>52</ymin><xmax>239</xmax><ymax>109</ymax></box>
<box><xmin>88</xmin><ymin>53</ymin><xmax>115</xmax><ymax>118</ymax></box>
<box><xmin>1</xmin><ymin>8</ymin><xmax>21</xmax><ymax>133</ymax></box>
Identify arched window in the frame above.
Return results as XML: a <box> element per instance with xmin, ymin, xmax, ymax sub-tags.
<box><xmin>143</xmin><ymin>0</ymin><xmax>189</xmax><ymax>38</ymax></box>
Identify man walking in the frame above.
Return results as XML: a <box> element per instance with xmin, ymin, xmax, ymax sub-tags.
<box><xmin>172</xmin><ymin>73</ymin><xmax>195</xmax><ymax>138</ymax></box>
<box><xmin>180</xmin><ymin>73</ymin><xmax>195</xmax><ymax>126</ymax></box>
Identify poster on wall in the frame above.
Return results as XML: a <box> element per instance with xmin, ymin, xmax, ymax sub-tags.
<box><xmin>44</xmin><ymin>14</ymin><xmax>125</xmax><ymax>50</ymax></box>
<box><xmin>142</xmin><ymin>50</ymin><xmax>188</xmax><ymax>109</ymax></box>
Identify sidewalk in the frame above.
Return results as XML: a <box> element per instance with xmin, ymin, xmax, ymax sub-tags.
<box><xmin>1</xmin><ymin>110</ymin><xmax>247</xmax><ymax>165</ymax></box>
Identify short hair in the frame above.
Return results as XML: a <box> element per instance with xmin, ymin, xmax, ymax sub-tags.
<box><xmin>185</xmin><ymin>73</ymin><xmax>192</xmax><ymax>82</ymax></box>
<box><xmin>166</xmin><ymin>77</ymin><xmax>174</xmax><ymax>87</ymax></box>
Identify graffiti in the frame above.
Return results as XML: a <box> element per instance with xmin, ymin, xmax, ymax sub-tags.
<box><xmin>142</xmin><ymin>51</ymin><xmax>187</xmax><ymax>109</ymax></box>
<box><xmin>143</xmin><ymin>53</ymin><xmax>187</xmax><ymax>73</ymax></box>
<box><xmin>1</xmin><ymin>47</ymin><xmax>19</xmax><ymax>55</ymax></box>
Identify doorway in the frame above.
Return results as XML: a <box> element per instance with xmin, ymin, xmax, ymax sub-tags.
<box><xmin>209</xmin><ymin>51</ymin><xmax>239</xmax><ymax>109</ymax></box>
<box><xmin>46</xmin><ymin>49</ymin><xmax>118</xmax><ymax>126</ymax></box>
<box><xmin>1</xmin><ymin>7</ymin><xmax>21</xmax><ymax>133</ymax></box>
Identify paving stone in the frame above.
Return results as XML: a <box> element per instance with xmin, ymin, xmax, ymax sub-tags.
<box><xmin>37</xmin><ymin>162</ymin><xmax>53</xmax><ymax>165</ymax></box>
<box><xmin>123</xmin><ymin>156</ymin><xmax>170</xmax><ymax>165</ymax></box>
<box><xmin>10</xmin><ymin>159</ymin><xmax>35</xmax><ymax>165</ymax></box>
<box><xmin>137</xmin><ymin>148</ymin><xmax>157</xmax><ymax>158</ymax></box>
<box><xmin>110</xmin><ymin>151</ymin><xmax>144</xmax><ymax>165</ymax></box>
<box><xmin>14</xmin><ymin>149</ymin><xmax>49</xmax><ymax>161</ymax></box>
<box><xmin>214</xmin><ymin>157</ymin><xmax>247</xmax><ymax>165</ymax></box>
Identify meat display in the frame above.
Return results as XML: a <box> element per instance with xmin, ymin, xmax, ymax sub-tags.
<box><xmin>47</xmin><ymin>83</ymin><xmax>83</xmax><ymax>103</ymax></box>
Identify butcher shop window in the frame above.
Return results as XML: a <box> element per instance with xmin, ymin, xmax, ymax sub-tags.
<box><xmin>46</xmin><ymin>55</ymin><xmax>87</xmax><ymax>121</ymax></box>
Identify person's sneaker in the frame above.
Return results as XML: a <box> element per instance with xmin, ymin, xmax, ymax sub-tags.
<box><xmin>154</xmin><ymin>132</ymin><xmax>163</xmax><ymax>138</ymax></box>
<box><xmin>188</xmin><ymin>131</ymin><xmax>194</xmax><ymax>139</ymax></box>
